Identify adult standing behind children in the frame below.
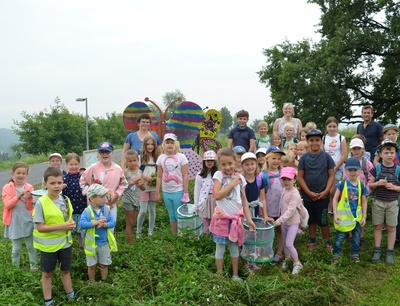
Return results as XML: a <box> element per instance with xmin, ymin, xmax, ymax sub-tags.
<box><xmin>298</xmin><ymin>129</ymin><xmax>335</xmax><ymax>252</ymax></box>
<box><xmin>356</xmin><ymin>105</ymin><xmax>383</xmax><ymax>161</ymax></box>
<box><xmin>228</xmin><ymin>109</ymin><xmax>256</xmax><ymax>152</ymax></box>
<box><xmin>121</xmin><ymin>114</ymin><xmax>162</xmax><ymax>168</ymax></box>
<box><xmin>273</xmin><ymin>102</ymin><xmax>303</xmax><ymax>139</ymax></box>
<box><xmin>80</xmin><ymin>142</ymin><xmax>127</xmax><ymax>234</ymax></box>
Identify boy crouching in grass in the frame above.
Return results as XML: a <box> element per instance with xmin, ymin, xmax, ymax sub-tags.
<box><xmin>80</xmin><ymin>184</ymin><xmax>117</xmax><ymax>282</ymax></box>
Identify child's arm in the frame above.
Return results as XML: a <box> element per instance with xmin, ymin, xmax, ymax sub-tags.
<box><xmin>332</xmin><ymin>188</ymin><xmax>341</xmax><ymax>224</ymax></box>
<box><xmin>249</xmin><ymin>138</ymin><xmax>255</xmax><ymax>153</ymax></box>
<box><xmin>373</xmin><ymin>154</ymin><xmax>380</xmax><ymax>165</ymax></box>
<box><xmin>275</xmin><ymin>193</ymin><xmax>298</xmax><ymax>226</ymax></box>
<box><xmin>297</xmin><ymin>169</ymin><xmax>319</xmax><ymax>201</ymax></box>
<box><xmin>259</xmin><ymin>188</ymin><xmax>273</xmax><ymax>221</ymax></box>
<box><xmin>368</xmin><ymin>175</ymin><xmax>386</xmax><ymax>190</ymax></box>
<box><xmin>155</xmin><ymin>164</ymin><xmax>163</xmax><ymax>202</ymax></box>
<box><xmin>241</xmin><ymin>187</ymin><xmax>256</xmax><ymax>231</ymax></box>
<box><xmin>360</xmin><ymin>194</ymin><xmax>367</xmax><ymax>226</ymax></box>
<box><xmin>103</xmin><ymin>209</ymin><xmax>116</xmax><ymax>229</ymax></box>
<box><xmin>227</xmin><ymin>138</ymin><xmax>233</xmax><ymax>149</ymax></box>
<box><xmin>192</xmin><ymin>175</ymin><xmax>202</xmax><ymax>212</ymax></box>
<box><xmin>213</xmin><ymin>177</ymin><xmax>239</xmax><ymax>200</ymax></box>
<box><xmin>79</xmin><ymin>210</ymin><xmax>102</xmax><ymax>229</ymax></box>
<box><xmin>36</xmin><ymin>220</ymin><xmax>76</xmax><ymax>232</ymax></box>
<box><xmin>319</xmin><ymin>168</ymin><xmax>335</xmax><ymax>200</ymax></box>
<box><xmin>335</xmin><ymin>137</ymin><xmax>348</xmax><ymax>171</ymax></box>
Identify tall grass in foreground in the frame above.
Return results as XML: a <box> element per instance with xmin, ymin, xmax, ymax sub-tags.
<box><xmin>1</xmin><ymin>184</ymin><xmax>400</xmax><ymax>305</ymax></box>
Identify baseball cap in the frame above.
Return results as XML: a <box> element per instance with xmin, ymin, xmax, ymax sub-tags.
<box><xmin>164</xmin><ymin>133</ymin><xmax>177</xmax><ymax>141</ymax></box>
<box><xmin>233</xmin><ymin>146</ymin><xmax>246</xmax><ymax>154</ymax></box>
<box><xmin>241</xmin><ymin>152</ymin><xmax>257</xmax><ymax>163</ymax></box>
<box><xmin>306</xmin><ymin>129</ymin><xmax>324</xmax><ymax>139</ymax></box>
<box><xmin>97</xmin><ymin>142</ymin><xmax>114</xmax><ymax>152</ymax></box>
<box><xmin>255</xmin><ymin>148</ymin><xmax>268</xmax><ymax>155</ymax></box>
<box><xmin>265</xmin><ymin>146</ymin><xmax>286</xmax><ymax>156</ymax></box>
<box><xmin>49</xmin><ymin>153</ymin><xmax>62</xmax><ymax>160</ymax></box>
<box><xmin>87</xmin><ymin>184</ymin><xmax>109</xmax><ymax>199</ymax></box>
<box><xmin>345</xmin><ymin>157</ymin><xmax>361</xmax><ymax>170</ymax></box>
<box><xmin>203</xmin><ymin>150</ymin><xmax>217</xmax><ymax>161</ymax></box>
<box><xmin>377</xmin><ymin>139</ymin><xmax>399</xmax><ymax>152</ymax></box>
<box><xmin>349</xmin><ymin>138</ymin><xmax>364</xmax><ymax>149</ymax></box>
<box><xmin>279</xmin><ymin>167</ymin><xmax>297</xmax><ymax>179</ymax></box>
<box><xmin>383</xmin><ymin>123</ymin><xmax>398</xmax><ymax>133</ymax></box>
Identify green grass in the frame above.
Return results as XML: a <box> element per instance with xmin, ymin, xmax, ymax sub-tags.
<box><xmin>1</xmin><ymin>184</ymin><xmax>400</xmax><ymax>305</ymax></box>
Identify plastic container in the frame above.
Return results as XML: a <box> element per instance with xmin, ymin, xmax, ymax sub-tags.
<box><xmin>241</xmin><ymin>218</ymin><xmax>275</xmax><ymax>264</ymax></box>
<box><xmin>177</xmin><ymin>204</ymin><xmax>203</xmax><ymax>236</ymax></box>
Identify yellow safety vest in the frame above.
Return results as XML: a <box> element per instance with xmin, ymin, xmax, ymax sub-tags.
<box><xmin>334</xmin><ymin>179</ymin><xmax>363</xmax><ymax>232</ymax></box>
<box><xmin>83</xmin><ymin>205</ymin><xmax>118</xmax><ymax>256</ymax></box>
<box><xmin>33</xmin><ymin>195</ymin><xmax>73</xmax><ymax>252</ymax></box>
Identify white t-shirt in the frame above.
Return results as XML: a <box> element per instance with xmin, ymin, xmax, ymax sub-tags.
<box><xmin>213</xmin><ymin>171</ymin><xmax>247</xmax><ymax>216</ymax></box>
<box><xmin>323</xmin><ymin>134</ymin><xmax>343</xmax><ymax>165</ymax></box>
<box><xmin>156</xmin><ymin>153</ymin><xmax>188</xmax><ymax>193</ymax></box>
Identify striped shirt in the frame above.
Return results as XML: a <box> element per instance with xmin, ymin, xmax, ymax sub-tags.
<box><xmin>370</xmin><ymin>164</ymin><xmax>400</xmax><ymax>201</ymax></box>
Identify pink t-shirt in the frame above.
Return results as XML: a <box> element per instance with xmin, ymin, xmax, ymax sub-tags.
<box><xmin>156</xmin><ymin>153</ymin><xmax>188</xmax><ymax>193</ymax></box>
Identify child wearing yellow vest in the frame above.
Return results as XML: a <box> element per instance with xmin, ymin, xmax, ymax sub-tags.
<box><xmin>332</xmin><ymin>158</ymin><xmax>368</xmax><ymax>263</ymax></box>
<box><xmin>80</xmin><ymin>184</ymin><xmax>117</xmax><ymax>282</ymax></box>
<box><xmin>33</xmin><ymin>167</ymin><xmax>76</xmax><ymax>306</ymax></box>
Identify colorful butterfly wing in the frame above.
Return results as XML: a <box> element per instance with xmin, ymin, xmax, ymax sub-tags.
<box><xmin>180</xmin><ymin>148</ymin><xmax>203</xmax><ymax>180</ymax></box>
<box><xmin>166</xmin><ymin>101</ymin><xmax>204</xmax><ymax>149</ymax></box>
<box><xmin>123</xmin><ymin>102</ymin><xmax>158</xmax><ymax>132</ymax></box>
<box><xmin>199</xmin><ymin>109</ymin><xmax>222</xmax><ymax>139</ymax></box>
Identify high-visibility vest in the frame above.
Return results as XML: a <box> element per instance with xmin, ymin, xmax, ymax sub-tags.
<box><xmin>33</xmin><ymin>195</ymin><xmax>73</xmax><ymax>252</ymax></box>
<box><xmin>334</xmin><ymin>179</ymin><xmax>363</xmax><ymax>232</ymax></box>
<box><xmin>82</xmin><ymin>205</ymin><xmax>117</xmax><ymax>256</ymax></box>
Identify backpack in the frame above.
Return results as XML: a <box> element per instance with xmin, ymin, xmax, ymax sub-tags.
<box><xmin>297</xmin><ymin>201</ymin><xmax>309</xmax><ymax>228</ymax></box>
<box><xmin>375</xmin><ymin>163</ymin><xmax>400</xmax><ymax>184</ymax></box>
<box><xmin>255</xmin><ymin>175</ymin><xmax>262</xmax><ymax>190</ymax></box>
<box><xmin>260</xmin><ymin>171</ymin><xmax>280</xmax><ymax>190</ymax></box>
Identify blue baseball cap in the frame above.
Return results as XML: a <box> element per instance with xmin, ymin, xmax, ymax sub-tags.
<box><xmin>97</xmin><ymin>141</ymin><xmax>114</xmax><ymax>152</ymax></box>
<box><xmin>233</xmin><ymin>146</ymin><xmax>246</xmax><ymax>154</ymax></box>
<box><xmin>345</xmin><ymin>157</ymin><xmax>361</xmax><ymax>170</ymax></box>
<box><xmin>265</xmin><ymin>145</ymin><xmax>286</xmax><ymax>156</ymax></box>
<box><xmin>306</xmin><ymin>129</ymin><xmax>323</xmax><ymax>139</ymax></box>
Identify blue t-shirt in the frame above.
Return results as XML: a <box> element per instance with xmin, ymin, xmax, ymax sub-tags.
<box><xmin>298</xmin><ymin>150</ymin><xmax>335</xmax><ymax>201</ymax></box>
<box><xmin>228</xmin><ymin>125</ymin><xmax>256</xmax><ymax>152</ymax></box>
<box><xmin>124</xmin><ymin>131</ymin><xmax>161</xmax><ymax>153</ymax></box>
<box><xmin>336</xmin><ymin>179</ymin><xmax>368</xmax><ymax>217</ymax></box>
<box><xmin>357</xmin><ymin>120</ymin><xmax>383</xmax><ymax>158</ymax></box>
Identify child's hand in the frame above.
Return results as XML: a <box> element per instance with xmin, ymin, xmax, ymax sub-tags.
<box><xmin>274</xmin><ymin>220</ymin><xmax>281</xmax><ymax>227</ymax></box>
<box><xmin>248</xmin><ymin>220</ymin><xmax>256</xmax><ymax>232</ymax></box>
<box><xmin>25</xmin><ymin>191</ymin><xmax>32</xmax><ymax>199</ymax></box>
<box><xmin>317</xmin><ymin>190</ymin><xmax>329</xmax><ymax>200</ymax></box>
<box><xmin>62</xmin><ymin>183</ymin><xmax>67</xmax><ymax>190</ymax></box>
<box><xmin>385</xmin><ymin>182</ymin><xmax>396</xmax><ymax>190</ymax></box>
<box><xmin>360</xmin><ymin>217</ymin><xmax>366</xmax><ymax>227</ymax></box>
<box><xmin>333</xmin><ymin>215</ymin><xmax>340</xmax><ymax>224</ymax></box>
<box><xmin>264</xmin><ymin>215</ymin><xmax>274</xmax><ymax>223</ymax></box>
<box><xmin>308</xmin><ymin>191</ymin><xmax>319</xmax><ymax>201</ymax></box>
<box><xmin>377</xmin><ymin>179</ymin><xmax>387</xmax><ymax>186</ymax></box>
<box><xmin>230</xmin><ymin>176</ymin><xmax>241</xmax><ymax>187</ymax></box>
<box><xmin>65</xmin><ymin>219</ymin><xmax>76</xmax><ymax>230</ymax></box>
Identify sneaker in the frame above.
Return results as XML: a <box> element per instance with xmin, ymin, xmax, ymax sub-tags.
<box><xmin>270</xmin><ymin>253</ymin><xmax>282</xmax><ymax>265</ymax></box>
<box><xmin>136</xmin><ymin>232</ymin><xmax>141</xmax><ymax>239</ymax></box>
<box><xmin>386</xmin><ymin>251</ymin><xmax>395</xmax><ymax>265</ymax></box>
<box><xmin>307</xmin><ymin>243</ymin><xmax>316</xmax><ymax>251</ymax></box>
<box><xmin>148</xmin><ymin>231</ymin><xmax>153</xmax><ymax>237</ymax></box>
<box><xmin>281</xmin><ymin>258</ymin><xmax>291</xmax><ymax>270</ymax></box>
<box><xmin>351</xmin><ymin>254</ymin><xmax>360</xmax><ymax>263</ymax></box>
<box><xmin>325</xmin><ymin>244</ymin><xmax>333</xmax><ymax>254</ymax></box>
<box><xmin>360</xmin><ymin>237</ymin><xmax>367</xmax><ymax>247</ymax></box>
<box><xmin>332</xmin><ymin>253</ymin><xmax>340</xmax><ymax>262</ymax></box>
<box><xmin>371</xmin><ymin>248</ymin><xmax>382</xmax><ymax>263</ymax></box>
<box><xmin>232</xmin><ymin>275</ymin><xmax>243</xmax><ymax>281</ymax></box>
<box><xmin>248</xmin><ymin>263</ymin><xmax>261</xmax><ymax>272</ymax></box>
<box><xmin>292</xmin><ymin>262</ymin><xmax>303</xmax><ymax>275</ymax></box>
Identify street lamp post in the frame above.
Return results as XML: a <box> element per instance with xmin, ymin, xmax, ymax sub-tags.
<box><xmin>76</xmin><ymin>97</ymin><xmax>89</xmax><ymax>150</ymax></box>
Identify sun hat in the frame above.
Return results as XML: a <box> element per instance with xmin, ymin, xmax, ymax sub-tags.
<box><xmin>255</xmin><ymin>148</ymin><xmax>268</xmax><ymax>155</ymax></box>
<box><xmin>233</xmin><ymin>146</ymin><xmax>246</xmax><ymax>154</ymax></box>
<box><xmin>241</xmin><ymin>152</ymin><xmax>257</xmax><ymax>163</ymax></box>
<box><xmin>383</xmin><ymin>123</ymin><xmax>398</xmax><ymax>133</ymax></box>
<box><xmin>87</xmin><ymin>184</ymin><xmax>109</xmax><ymax>199</ymax></box>
<box><xmin>306</xmin><ymin>129</ymin><xmax>324</xmax><ymax>139</ymax></box>
<box><xmin>97</xmin><ymin>142</ymin><xmax>114</xmax><ymax>152</ymax></box>
<box><xmin>349</xmin><ymin>138</ymin><xmax>364</xmax><ymax>149</ymax></box>
<box><xmin>203</xmin><ymin>150</ymin><xmax>217</xmax><ymax>161</ymax></box>
<box><xmin>279</xmin><ymin>167</ymin><xmax>297</xmax><ymax>179</ymax></box>
<box><xmin>377</xmin><ymin>139</ymin><xmax>399</xmax><ymax>153</ymax></box>
<box><xmin>163</xmin><ymin>133</ymin><xmax>177</xmax><ymax>141</ymax></box>
<box><xmin>49</xmin><ymin>153</ymin><xmax>62</xmax><ymax>160</ymax></box>
<box><xmin>345</xmin><ymin>157</ymin><xmax>361</xmax><ymax>170</ymax></box>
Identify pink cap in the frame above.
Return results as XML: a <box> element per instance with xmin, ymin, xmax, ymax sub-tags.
<box><xmin>279</xmin><ymin>166</ymin><xmax>297</xmax><ymax>179</ymax></box>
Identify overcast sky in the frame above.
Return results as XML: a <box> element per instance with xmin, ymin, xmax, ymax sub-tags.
<box><xmin>0</xmin><ymin>0</ymin><xmax>321</xmax><ymax>129</ymax></box>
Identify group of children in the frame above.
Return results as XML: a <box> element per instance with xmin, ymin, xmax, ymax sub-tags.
<box><xmin>3</xmin><ymin>108</ymin><xmax>400</xmax><ymax>302</ymax></box>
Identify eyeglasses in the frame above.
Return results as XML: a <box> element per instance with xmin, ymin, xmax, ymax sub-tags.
<box><xmin>98</xmin><ymin>151</ymin><xmax>111</xmax><ymax>155</ymax></box>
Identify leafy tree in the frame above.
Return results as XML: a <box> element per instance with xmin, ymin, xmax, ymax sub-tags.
<box><xmin>12</xmin><ymin>97</ymin><xmax>103</xmax><ymax>155</ymax></box>
<box><xmin>94</xmin><ymin>112</ymin><xmax>126</xmax><ymax>145</ymax></box>
<box><xmin>162</xmin><ymin>89</ymin><xmax>186</xmax><ymax>121</ymax></box>
<box><xmin>218</xmin><ymin>106</ymin><xmax>233</xmax><ymax>135</ymax></box>
<box><xmin>258</xmin><ymin>0</ymin><xmax>400</xmax><ymax>127</ymax></box>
